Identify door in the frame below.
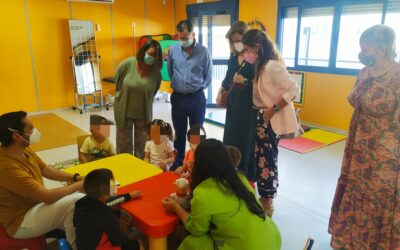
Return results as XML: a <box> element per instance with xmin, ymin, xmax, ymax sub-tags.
<box><xmin>189</xmin><ymin>12</ymin><xmax>234</xmax><ymax>107</ymax></box>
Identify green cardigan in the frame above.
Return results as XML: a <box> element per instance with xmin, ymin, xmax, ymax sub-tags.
<box><xmin>114</xmin><ymin>57</ymin><xmax>161</xmax><ymax>128</ymax></box>
<box><xmin>179</xmin><ymin>174</ymin><xmax>282</xmax><ymax>250</ymax></box>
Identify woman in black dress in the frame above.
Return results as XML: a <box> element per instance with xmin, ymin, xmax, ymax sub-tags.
<box><xmin>216</xmin><ymin>21</ymin><xmax>257</xmax><ymax>181</ymax></box>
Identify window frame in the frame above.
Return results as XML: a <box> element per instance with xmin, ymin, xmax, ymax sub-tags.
<box><xmin>276</xmin><ymin>0</ymin><xmax>392</xmax><ymax>75</ymax></box>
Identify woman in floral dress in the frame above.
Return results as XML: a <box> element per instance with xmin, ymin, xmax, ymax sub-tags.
<box><xmin>329</xmin><ymin>24</ymin><xmax>400</xmax><ymax>249</ymax></box>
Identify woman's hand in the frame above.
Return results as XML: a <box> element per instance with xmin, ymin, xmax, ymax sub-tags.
<box><xmin>174</xmin><ymin>166</ymin><xmax>185</xmax><ymax>174</ymax></box>
<box><xmin>216</xmin><ymin>88</ymin><xmax>227</xmax><ymax>106</ymax></box>
<box><xmin>263</xmin><ymin>108</ymin><xmax>275</xmax><ymax>123</ymax></box>
<box><xmin>233</xmin><ymin>73</ymin><xmax>246</xmax><ymax>84</ymax></box>
<box><xmin>162</xmin><ymin>197</ymin><xmax>179</xmax><ymax>213</ymax></box>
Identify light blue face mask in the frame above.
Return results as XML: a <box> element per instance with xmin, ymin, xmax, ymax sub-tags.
<box><xmin>144</xmin><ymin>53</ymin><xmax>154</xmax><ymax>66</ymax></box>
<box><xmin>180</xmin><ymin>38</ymin><xmax>193</xmax><ymax>48</ymax></box>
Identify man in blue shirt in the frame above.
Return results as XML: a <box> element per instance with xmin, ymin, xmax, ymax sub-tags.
<box><xmin>167</xmin><ymin>20</ymin><xmax>212</xmax><ymax>168</ymax></box>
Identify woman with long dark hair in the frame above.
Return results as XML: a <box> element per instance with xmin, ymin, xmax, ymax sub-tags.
<box><xmin>162</xmin><ymin>139</ymin><xmax>281</xmax><ymax>250</ymax></box>
<box><xmin>242</xmin><ymin>29</ymin><xmax>299</xmax><ymax>216</ymax></box>
<box><xmin>114</xmin><ymin>39</ymin><xmax>163</xmax><ymax>159</ymax></box>
<box><xmin>216</xmin><ymin>21</ymin><xmax>257</xmax><ymax>181</ymax></box>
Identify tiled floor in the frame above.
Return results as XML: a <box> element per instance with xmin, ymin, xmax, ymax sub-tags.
<box><xmin>36</xmin><ymin>102</ymin><xmax>344</xmax><ymax>250</ymax></box>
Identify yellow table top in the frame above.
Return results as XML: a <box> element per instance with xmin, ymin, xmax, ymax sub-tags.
<box><xmin>64</xmin><ymin>154</ymin><xmax>162</xmax><ymax>187</ymax></box>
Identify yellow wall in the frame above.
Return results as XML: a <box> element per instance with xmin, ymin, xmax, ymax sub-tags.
<box><xmin>0</xmin><ymin>0</ymin><xmax>175</xmax><ymax>115</ymax></box>
<box><xmin>0</xmin><ymin>0</ymin><xmax>38</xmax><ymax>113</ymax></box>
<box><xmin>175</xmin><ymin>0</ymin><xmax>188</xmax><ymax>25</ymax></box>
<box><xmin>27</xmin><ymin>0</ymin><xmax>75</xmax><ymax>111</ymax></box>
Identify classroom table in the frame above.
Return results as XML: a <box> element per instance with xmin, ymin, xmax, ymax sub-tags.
<box><xmin>64</xmin><ymin>154</ymin><xmax>162</xmax><ymax>187</ymax></box>
<box><xmin>119</xmin><ymin>171</ymin><xmax>181</xmax><ymax>250</ymax></box>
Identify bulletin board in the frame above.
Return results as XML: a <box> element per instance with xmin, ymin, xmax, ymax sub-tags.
<box><xmin>288</xmin><ymin>70</ymin><xmax>306</xmax><ymax>105</ymax></box>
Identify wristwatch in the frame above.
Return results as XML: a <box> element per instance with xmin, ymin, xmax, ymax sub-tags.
<box><xmin>273</xmin><ymin>104</ymin><xmax>280</xmax><ymax>112</ymax></box>
<box><xmin>73</xmin><ymin>173</ymin><xmax>80</xmax><ymax>182</ymax></box>
<box><xmin>243</xmin><ymin>79</ymin><xmax>249</xmax><ymax>85</ymax></box>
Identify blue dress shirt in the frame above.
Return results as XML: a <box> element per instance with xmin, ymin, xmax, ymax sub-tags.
<box><xmin>167</xmin><ymin>42</ymin><xmax>212</xmax><ymax>94</ymax></box>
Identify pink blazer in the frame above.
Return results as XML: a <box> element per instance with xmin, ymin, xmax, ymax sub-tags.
<box><xmin>254</xmin><ymin>60</ymin><xmax>300</xmax><ymax>135</ymax></box>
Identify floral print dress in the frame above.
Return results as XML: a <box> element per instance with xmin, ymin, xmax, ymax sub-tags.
<box><xmin>255</xmin><ymin>115</ymin><xmax>279</xmax><ymax>199</ymax></box>
<box><xmin>329</xmin><ymin>63</ymin><xmax>400</xmax><ymax>250</ymax></box>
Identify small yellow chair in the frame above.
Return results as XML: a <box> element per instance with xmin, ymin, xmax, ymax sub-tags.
<box><xmin>77</xmin><ymin>135</ymin><xmax>90</xmax><ymax>163</ymax></box>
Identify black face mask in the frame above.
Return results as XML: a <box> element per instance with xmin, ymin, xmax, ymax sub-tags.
<box><xmin>358</xmin><ymin>52</ymin><xmax>376</xmax><ymax>66</ymax></box>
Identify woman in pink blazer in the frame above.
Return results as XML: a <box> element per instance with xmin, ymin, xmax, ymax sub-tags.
<box><xmin>242</xmin><ymin>29</ymin><xmax>299</xmax><ymax>216</ymax></box>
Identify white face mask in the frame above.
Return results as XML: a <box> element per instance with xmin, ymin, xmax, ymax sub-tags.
<box><xmin>234</xmin><ymin>42</ymin><xmax>244</xmax><ymax>53</ymax></box>
<box><xmin>29</xmin><ymin>128</ymin><xmax>41</xmax><ymax>144</ymax></box>
<box><xmin>189</xmin><ymin>143</ymin><xmax>198</xmax><ymax>151</ymax></box>
<box><xmin>8</xmin><ymin>127</ymin><xmax>41</xmax><ymax>145</ymax></box>
<box><xmin>110</xmin><ymin>184</ymin><xmax>117</xmax><ymax>196</ymax></box>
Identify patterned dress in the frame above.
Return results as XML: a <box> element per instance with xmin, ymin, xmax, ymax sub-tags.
<box><xmin>255</xmin><ymin>116</ymin><xmax>279</xmax><ymax>199</ymax></box>
<box><xmin>329</xmin><ymin>63</ymin><xmax>400</xmax><ymax>250</ymax></box>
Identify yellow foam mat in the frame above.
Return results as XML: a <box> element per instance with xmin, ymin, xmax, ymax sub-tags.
<box><xmin>29</xmin><ymin>113</ymin><xmax>88</xmax><ymax>152</ymax></box>
<box><xmin>301</xmin><ymin>129</ymin><xmax>347</xmax><ymax>145</ymax></box>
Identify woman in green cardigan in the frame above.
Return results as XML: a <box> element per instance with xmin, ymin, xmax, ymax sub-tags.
<box><xmin>162</xmin><ymin>139</ymin><xmax>281</xmax><ymax>250</ymax></box>
<box><xmin>114</xmin><ymin>40</ymin><xmax>162</xmax><ymax>159</ymax></box>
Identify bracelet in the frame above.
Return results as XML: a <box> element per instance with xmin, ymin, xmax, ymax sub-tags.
<box><xmin>73</xmin><ymin>173</ymin><xmax>80</xmax><ymax>182</ymax></box>
<box><xmin>273</xmin><ymin>104</ymin><xmax>281</xmax><ymax>112</ymax></box>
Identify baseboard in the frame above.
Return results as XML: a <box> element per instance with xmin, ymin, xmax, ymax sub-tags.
<box><xmin>301</xmin><ymin>121</ymin><xmax>348</xmax><ymax>136</ymax></box>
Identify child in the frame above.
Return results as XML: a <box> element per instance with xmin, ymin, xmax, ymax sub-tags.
<box><xmin>144</xmin><ymin>119</ymin><xmax>175</xmax><ymax>171</ymax></box>
<box><xmin>80</xmin><ymin>115</ymin><xmax>115</xmax><ymax>163</ymax></box>
<box><xmin>174</xmin><ymin>124</ymin><xmax>206</xmax><ymax>178</ymax></box>
<box><xmin>226</xmin><ymin>145</ymin><xmax>241</xmax><ymax>169</ymax></box>
<box><xmin>74</xmin><ymin>168</ymin><xmax>142</xmax><ymax>250</ymax></box>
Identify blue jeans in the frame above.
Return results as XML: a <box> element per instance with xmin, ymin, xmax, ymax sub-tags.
<box><xmin>171</xmin><ymin>89</ymin><xmax>206</xmax><ymax>168</ymax></box>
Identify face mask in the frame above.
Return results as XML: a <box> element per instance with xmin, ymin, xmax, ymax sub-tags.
<box><xmin>144</xmin><ymin>53</ymin><xmax>154</xmax><ymax>66</ymax></box>
<box><xmin>8</xmin><ymin>127</ymin><xmax>41</xmax><ymax>145</ymax></box>
<box><xmin>234</xmin><ymin>42</ymin><xmax>244</xmax><ymax>53</ymax></box>
<box><xmin>243</xmin><ymin>52</ymin><xmax>258</xmax><ymax>64</ymax></box>
<box><xmin>29</xmin><ymin>128</ymin><xmax>41</xmax><ymax>144</ymax></box>
<box><xmin>189</xmin><ymin>143</ymin><xmax>198</xmax><ymax>151</ymax></box>
<box><xmin>110</xmin><ymin>184</ymin><xmax>117</xmax><ymax>196</ymax></box>
<box><xmin>180</xmin><ymin>38</ymin><xmax>193</xmax><ymax>48</ymax></box>
<box><xmin>358</xmin><ymin>52</ymin><xmax>376</xmax><ymax>67</ymax></box>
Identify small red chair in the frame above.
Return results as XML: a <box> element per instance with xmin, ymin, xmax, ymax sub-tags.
<box><xmin>0</xmin><ymin>226</ymin><xmax>46</xmax><ymax>250</ymax></box>
<box><xmin>96</xmin><ymin>232</ymin><xmax>121</xmax><ymax>250</ymax></box>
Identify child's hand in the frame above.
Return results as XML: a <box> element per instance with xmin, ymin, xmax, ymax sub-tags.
<box><xmin>129</xmin><ymin>190</ymin><xmax>143</xmax><ymax>199</ymax></box>
<box><xmin>174</xmin><ymin>166</ymin><xmax>185</xmax><ymax>174</ymax></box>
<box><xmin>161</xmin><ymin>197</ymin><xmax>179</xmax><ymax>212</ymax></box>
<box><xmin>158</xmin><ymin>160</ymin><xmax>168</xmax><ymax>171</ymax></box>
<box><xmin>180</xmin><ymin>172</ymin><xmax>190</xmax><ymax>178</ymax></box>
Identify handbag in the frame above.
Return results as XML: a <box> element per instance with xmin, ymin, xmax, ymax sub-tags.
<box><xmin>219</xmin><ymin>61</ymin><xmax>247</xmax><ymax>108</ymax></box>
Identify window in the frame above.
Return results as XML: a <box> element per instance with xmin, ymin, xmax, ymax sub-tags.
<box><xmin>278</xmin><ymin>0</ymin><xmax>400</xmax><ymax>74</ymax></box>
<box><xmin>384</xmin><ymin>0</ymin><xmax>400</xmax><ymax>62</ymax></box>
<box><xmin>298</xmin><ymin>7</ymin><xmax>334</xmax><ymax>67</ymax></box>
<box><xmin>281</xmin><ymin>8</ymin><xmax>298</xmax><ymax>67</ymax></box>
<box><xmin>336</xmin><ymin>4</ymin><xmax>383</xmax><ymax>69</ymax></box>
